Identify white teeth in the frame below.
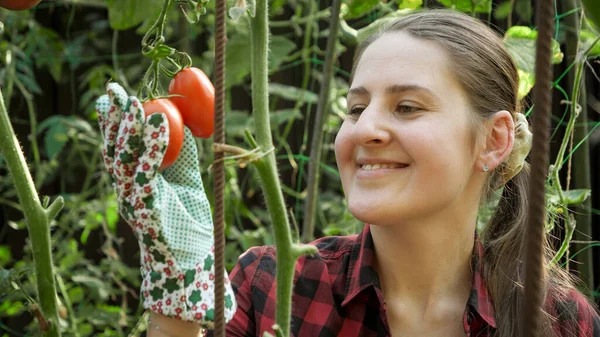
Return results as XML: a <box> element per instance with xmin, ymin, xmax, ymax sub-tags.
<box><xmin>361</xmin><ymin>163</ymin><xmax>402</xmax><ymax>171</ymax></box>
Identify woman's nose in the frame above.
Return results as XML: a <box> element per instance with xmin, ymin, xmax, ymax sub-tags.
<box><xmin>351</xmin><ymin>106</ymin><xmax>391</xmax><ymax>146</ymax></box>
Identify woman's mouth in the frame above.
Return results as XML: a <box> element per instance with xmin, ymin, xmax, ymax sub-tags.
<box><xmin>359</xmin><ymin>163</ymin><xmax>409</xmax><ymax>171</ymax></box>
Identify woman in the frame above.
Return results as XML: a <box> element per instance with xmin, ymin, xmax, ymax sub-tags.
<box><xmin>96</xmin><ymin>8</ymin><xmax>599</xmax><ymax>337</ymax></box>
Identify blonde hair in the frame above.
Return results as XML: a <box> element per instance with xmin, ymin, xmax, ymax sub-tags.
<box><xmin>351</xmin><ymin>9</ymin><xmax>586</xmax><ymax>337</ymax></box>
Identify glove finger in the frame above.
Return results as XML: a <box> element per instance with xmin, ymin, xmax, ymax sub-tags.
<box><xmin>114</xmin><ymin>97</ymin><xmax>145</xmax><ymax>199</ymax></box>
<box><xmin>95</xmin><ymin>95</ymin><xmax>115</xmax><ymax>178</ymax></box>
<box><xmin>133</xmin><ymin>112</ymin><xmax>170</xmax><ymax>201</ymax></box>
<box><xmin>162</xmin><ymin>127</ymin><xmax>203</xmax><ymax>190</ymax></box>
<box><xmin>102</xmin><ymin>83</ymin><xmax>129</xmax><ymax>181</ymax></box>
<box><xmin>95</xmin><ymin>95</ymin><xmax>110</xmax><ymax>141</ymax></box>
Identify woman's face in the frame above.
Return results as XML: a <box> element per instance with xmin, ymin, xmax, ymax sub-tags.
<box><xmin>335</xmin><ymin>32</ymin><xmax>483</xmax><ymax>226</ymax></box>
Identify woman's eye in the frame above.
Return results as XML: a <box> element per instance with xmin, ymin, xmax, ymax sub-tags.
<box><xmin>348</xmin><ymin>106</ymin><xmax>365</xmax><ymax>116</ymax></box>
<box><xmin>396</xmin><ymin>105</ymin><xmax>421</xmax><ymax>114</ymax></box>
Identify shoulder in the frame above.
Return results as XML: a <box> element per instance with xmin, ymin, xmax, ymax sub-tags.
<box><xmin>547</xmin><ymin>287</ymin><xmax>600</xmax><ymax>337</ymax></box>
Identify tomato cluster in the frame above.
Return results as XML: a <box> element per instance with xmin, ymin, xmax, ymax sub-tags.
<box><xmin>142</xmin><ymin>67</ymin><xmax>215</xmax><ymax>170</ymax></box>
<box><xmin>0</xmin><ymin>0</ymin><xmax>41</xmax><ymax>10</ymax></box>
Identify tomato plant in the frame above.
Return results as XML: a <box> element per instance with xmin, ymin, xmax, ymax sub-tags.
<box><xmin>0</xmin><ymin>0</ymin><xmax>41</xmax><ymax>10</ymax></box>
<box><xmin>583</xmin><ymin>0</ymin><xmax>600</xmax><ymax>29</ymax></box>
<box><xmin>168</xmin><ymin>67</ymin><xmax>215</xmax><ymax>138</ymax></box>
<box><xmin>142</xmin><ymin>99</ymin><xmax>185</xmax><ymax>170</ymax></box>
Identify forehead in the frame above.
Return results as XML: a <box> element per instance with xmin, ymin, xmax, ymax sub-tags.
<box><xmin>352</xmin><ymin>32</ymin><xmax>458</xmax><ymax>94</ymax></box>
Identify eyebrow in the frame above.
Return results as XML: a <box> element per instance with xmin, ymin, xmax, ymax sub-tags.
<box><xmin>347</xmin><ymin>84</ymin><xmax>440</xmax><ymax>102</ymax></box>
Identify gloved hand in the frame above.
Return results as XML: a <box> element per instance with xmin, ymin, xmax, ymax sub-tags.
<box><xmin>95</xmin><ymin>83</ymin><xmax>236</xmax><ymax>326</ymax></box>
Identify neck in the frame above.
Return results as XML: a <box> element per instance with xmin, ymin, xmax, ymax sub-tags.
<box><xmin>371</xmin><ymin>207</ymin><xmax>477</xmax><ymax>315</ymax></box>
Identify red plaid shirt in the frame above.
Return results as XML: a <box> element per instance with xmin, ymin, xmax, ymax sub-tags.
<box><xmin>208</xmin><ymin>224</ymin><xmax>599</xmax><ymax>336</ymax></box>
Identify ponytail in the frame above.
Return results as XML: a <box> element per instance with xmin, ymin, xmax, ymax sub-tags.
<box><xmin>482</xmin><ymin>163</ymin><xmax>577</xmax><ymax>337</ymax></box>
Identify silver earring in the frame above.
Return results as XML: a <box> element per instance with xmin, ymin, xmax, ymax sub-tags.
<box><xmin>483</xmin><ymin>165</ymin><xmax>489</xmax><ymax>172</ymax></box>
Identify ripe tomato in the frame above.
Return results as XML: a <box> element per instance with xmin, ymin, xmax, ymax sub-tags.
<box><xmin>142</xmin><ymin>99</ymin><xmax>184</xmax><ymax>170</ymax></box>
<box><xmin>168</xmin><ymin>67</ymin><xmax>215</xmax><ymax>138</ymax></box>
<box><xmin>0</xmin><ymin>0</ymin><xmax>41</xmax><ymax>10</ymax></box>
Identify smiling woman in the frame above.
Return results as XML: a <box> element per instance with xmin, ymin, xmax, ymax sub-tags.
<box><xmin>206</xmin><ymin>9</ymin><xmax>600</xmax><ymax>337</ymax></box>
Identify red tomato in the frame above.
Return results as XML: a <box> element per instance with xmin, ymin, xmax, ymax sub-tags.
<box><xmin>0</xmin><ymin>0</ymin><xmax>41</xmax><ymax>10</ymax></box>
<box><xmin>168</xmin><ymin>67</ymin><xmax>215</xmax><ymax>138</ymax></box>
<box><xmin>142</xmin><ymin>99</ymin><xmax>184</xmax><ymax>170</ymax></box>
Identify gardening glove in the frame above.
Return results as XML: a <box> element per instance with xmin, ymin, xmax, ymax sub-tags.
<box><xmin>95</xmin><ymin>82</ymin><xmax>236</xmax><ymax>326</ymax></box>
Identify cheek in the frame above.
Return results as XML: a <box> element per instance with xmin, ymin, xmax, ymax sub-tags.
<box><xmin>334</xmin><ymin>123</ymin><xmax>352</xmax><ymax>162</ymax></box>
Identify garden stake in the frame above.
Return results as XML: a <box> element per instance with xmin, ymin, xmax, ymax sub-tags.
<box><xmin>248</xmin><ymin>0</ymin><xmax>318</xmax><ymax>335</ymax></box>
<box><xmin>0</xmin><ymin>88</ymin><xmax>64</xmax><ymax>336</ymax></box>
<box><xmin>521</xmin><ymin>1</ymin><xmax>554</xmax><ymax>336</ymax></box>
<box><xmin>213</xmin><ymin>0</ymin><xmax>227</xmax><ymax>333</ymax></box>
<box><xmin>302</xmin><ymin>0</ymin><xmax>343</xmax><ymax>243</ymax></box>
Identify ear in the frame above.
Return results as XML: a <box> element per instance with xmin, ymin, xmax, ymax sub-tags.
<box><xmin>477</xmin><ymin>110</ymin><xmax>514</xmax><ymax>171</ymax></box>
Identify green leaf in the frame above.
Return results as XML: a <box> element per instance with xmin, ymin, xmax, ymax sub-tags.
<box><xmin>45</xmin><ymin>120</ymin><xmax>69</xmax><ymax>159</ymax></box>
<box><xmin>269</xmin><ymin>36</ymin><xmax>296</xmax><ymax>71</ymax></box>
<box><xmin>226</xmin><ymin>32</ymin><xmax>251</xmax><ymax>88</ymax></box>
<box><xmin>346</xmin><ymin>0</ymin><xmax>379</xmax><ymax>19</ymax></box>
<box><xmin>398</xmin><ymin>0</ymin><xmax>422</xmax><ymax>9</ymax></box>
<box><xmin>0</xmin><ymin>246</ymin><xmax>11</xmax><ymax>268</ymax></box>
<box><xmin>268</xmin><ymin>83</ymin><xmax>318</xmax><ymax>103</ymax></box>
<box><xmin>71</xmin><ymin>275</ymin><xmax>110</xmax><ymax>300</ymax></box>
<box><xmin>355</xmin><ymin>9</ymin><xmax>413</xmax><ymax>43</ymax></box>
<box><xmin>514</xmin><ymin>0</ymin><xmax>532</xmax><ymax>22</ymax></box>
<box><xmin>437</xmin><ymin>0</ymin><xmax>492</xmax><ymax>13</ymax></box>
<box><xmin>493</xmin><ymin>1</ymin><xmax>512</xmax><ymax>20</ymax></box>
<box><xmin>0</xmin><ymin>300</ymin><xmax>25</xmax><ymax>316</ymax></box>
<box><xmin>225</xmin><ymin>34</ymin><xmax>295</xmax><ymax>88</ymax></box>
<box><xmin>580</xmin><ymin>30</ymin><xmax>600</xmax><ymax>57</ymax></box>
<box><xmin>583</xmin><ymin>0</ymin><xmax>600</xmax><ymax>29</ymax></box>
<box><xmin>563</xmin><ymin>189</ymin><xmax>591</xmax><ymax>205</ymax></box>
<box><xmin>503</xmin><ymin>26</ymin><xmax>563</xmax><ymax>98</ymax></box>
<box><xmin>25</xmin><ymin>27</ymin><xmax>65</xmax><ymax>83</ymax></box>
<box><xmin>106</xmin><ymin>0</ymin><xmax>163</xmax><ymax>30</ymax></box>
<box><xmin>504</xmin><ymin>26</ymin><xmax>563</xmax><ymax>74</ymax></box>
<box><xmin>105</xmin><ymin>195</ymin><xmax>119</xmax><ymax>233</ymax></box>
<box><xmin>517</xmin><ymin>69</ymin><xmax>535</xmax><ymax>99</ymax></box>
<box><xmin>68</xmin><ymin>286</ymin><xmax>85</xmax><ymax>303</ymax></box>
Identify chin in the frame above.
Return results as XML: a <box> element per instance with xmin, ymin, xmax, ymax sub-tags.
<box><xmin>347</xmin><ymin>199</ymin><xmax>398</xmax><ymax>226</ymax></box>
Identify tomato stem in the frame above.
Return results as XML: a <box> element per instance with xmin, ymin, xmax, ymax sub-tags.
<box><xmin>0</xmin><ymin>84</ymin><xmax>64</xmax><ymax>337</ymax></box>
<box><xmin>248</xmin><ymin>1</ymin><xmax>317</xmax><ymax>336</ymax></box>
<box><xmin>139</xmin><ymin>0</ymin><xmax>196</xmax><ymax>101</ymax></box>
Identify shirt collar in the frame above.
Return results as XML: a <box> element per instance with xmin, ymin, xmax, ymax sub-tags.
<box><xmin>342</xmin><ymin>224</ymin><xmax>497</xmax><ymax>328</ymax></box>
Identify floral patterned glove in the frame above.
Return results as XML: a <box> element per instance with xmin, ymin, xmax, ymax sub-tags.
<box><xmin>95</xmin><ymin>83</ymin><xmax>236</xmax><ymax>326</ymax></box>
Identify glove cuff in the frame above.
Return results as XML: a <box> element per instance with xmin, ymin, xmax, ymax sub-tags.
<box><xmin>140</xmin><ymin>249</ymin><xmax>237</xmax><ymax>327</ymax></box>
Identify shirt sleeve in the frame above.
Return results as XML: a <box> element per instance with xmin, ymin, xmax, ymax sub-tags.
<box><xmin>205</xmin><ymin>246</ymin><xmax>266</xmax><ymax>337</ymax></box>
<box><xmin>555</xmin><ymin>288</ymin><xmax>600</xmax><ymax>337</ymax></box>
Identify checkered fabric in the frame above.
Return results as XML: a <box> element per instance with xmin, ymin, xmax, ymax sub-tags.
<box><xmin>206</xmin><ymin>224</ymin><xmax>600</xmax><ymax>336</ymax></box>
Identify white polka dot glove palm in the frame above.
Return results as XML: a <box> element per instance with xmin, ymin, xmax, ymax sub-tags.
<box><xmin>95</xmin><ymin>83</ymin><xmax>236</xmax><ymax>326</ymax></box>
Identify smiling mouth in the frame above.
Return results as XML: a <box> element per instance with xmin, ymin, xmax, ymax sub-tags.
<box><xmin>359</xmin><ymin>163</ymin><xmax>409</xmax><ymax>171</ymax></box>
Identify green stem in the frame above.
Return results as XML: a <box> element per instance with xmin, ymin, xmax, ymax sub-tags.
<box><xmin>269</xmin><ymin>8</ymin><xmax>331</xmax><ymax>27</ymax></box>
<box><xmin>549</xmin><ymin>35</ymin><xmax>599</xmax><ymax>264</ymax></box>
<box><xmin>56</xmin><ymin>274</ymin><xmax>79</xmax><ymax>337</ymax></box>
<box><xmin>302</xmin><ymin>0</ymin><xmax>342</xmax><ymax>243</ymax></box>
<box><xmin>13</xmin><ymin>79</ymin><xmax>41</xmax><ymax>173</ymax></box>
<box><xmin>0</xmin><ymin>89</ymin><xmax>62</xmax><ymax>336</ymax></box>
<box><xmin>249</xmin><ymin>1</ymin><xmax>316</xmax><ymax>335</ymax></box>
